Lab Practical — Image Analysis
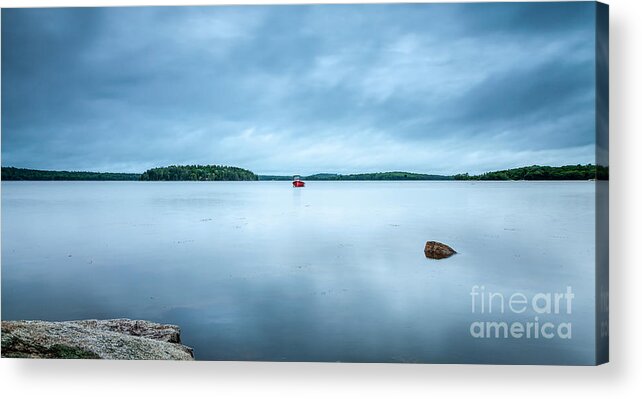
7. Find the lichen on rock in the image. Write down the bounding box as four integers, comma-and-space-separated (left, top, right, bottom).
1, 319, 194, 360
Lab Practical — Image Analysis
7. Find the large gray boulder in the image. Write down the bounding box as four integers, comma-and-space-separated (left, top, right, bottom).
1, 319, 194, 360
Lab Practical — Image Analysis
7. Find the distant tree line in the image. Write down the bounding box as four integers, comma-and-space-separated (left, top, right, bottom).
140, 165, 258, 181
2, 164, 609, 182
453, 164, 609, 181
1, 167, 140, 181
259, 172, 452, 181
306, 172, 452, 180
258, 175, 294, 181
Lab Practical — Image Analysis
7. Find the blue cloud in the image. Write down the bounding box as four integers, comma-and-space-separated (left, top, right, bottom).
1, 3, 599, 175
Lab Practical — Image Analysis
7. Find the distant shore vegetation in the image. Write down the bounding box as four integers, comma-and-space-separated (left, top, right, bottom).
2, 164, 608, 181
140, 165, 258, 181
1, 167, 140, 181
453, 164, 608, 181
259, 172, 452, 181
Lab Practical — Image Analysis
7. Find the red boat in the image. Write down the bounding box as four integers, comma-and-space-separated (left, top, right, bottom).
292, 175, 305, 187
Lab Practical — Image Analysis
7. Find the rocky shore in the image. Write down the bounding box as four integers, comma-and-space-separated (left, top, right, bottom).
1, 319, 194, 360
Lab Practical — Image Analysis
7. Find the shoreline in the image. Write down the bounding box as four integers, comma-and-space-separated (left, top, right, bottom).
1, 319, 194, 360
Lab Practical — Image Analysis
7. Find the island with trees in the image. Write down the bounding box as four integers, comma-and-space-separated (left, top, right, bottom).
139, 165, 258, 181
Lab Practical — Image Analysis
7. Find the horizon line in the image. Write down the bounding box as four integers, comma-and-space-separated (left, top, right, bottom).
1, 163, 603, 177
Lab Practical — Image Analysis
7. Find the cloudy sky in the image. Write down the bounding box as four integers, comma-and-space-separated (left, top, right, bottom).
1, 3, 598, 175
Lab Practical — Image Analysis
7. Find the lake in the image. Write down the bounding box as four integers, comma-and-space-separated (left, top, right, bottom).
1, 181, 597, 364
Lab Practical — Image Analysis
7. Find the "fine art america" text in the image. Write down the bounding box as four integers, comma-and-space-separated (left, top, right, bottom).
469, 285, 574, 339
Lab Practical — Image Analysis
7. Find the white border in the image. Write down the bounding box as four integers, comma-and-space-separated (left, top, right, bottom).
2, 0, 641, 398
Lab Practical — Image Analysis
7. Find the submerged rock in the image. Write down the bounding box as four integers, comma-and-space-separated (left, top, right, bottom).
424, 241, 457, 259
1, 319, 194, 360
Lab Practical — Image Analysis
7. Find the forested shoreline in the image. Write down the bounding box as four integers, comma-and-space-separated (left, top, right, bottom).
2, 164, 608, 181
259, 172, 452, 181
1, 167, 140, 181
453, 164, 608, 181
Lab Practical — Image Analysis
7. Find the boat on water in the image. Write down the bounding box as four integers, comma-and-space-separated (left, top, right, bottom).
292, 175, 305, 187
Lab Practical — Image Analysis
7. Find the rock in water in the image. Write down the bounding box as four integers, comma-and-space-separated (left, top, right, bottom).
1, 319, 194, 360
424, 241, 456, 259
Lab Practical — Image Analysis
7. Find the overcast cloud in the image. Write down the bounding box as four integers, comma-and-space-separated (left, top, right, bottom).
1, 3, 598, 175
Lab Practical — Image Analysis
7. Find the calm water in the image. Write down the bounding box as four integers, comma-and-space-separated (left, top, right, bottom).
1, 181, 597, 364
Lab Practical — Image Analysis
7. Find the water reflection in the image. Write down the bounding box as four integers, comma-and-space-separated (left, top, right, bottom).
2, 181, 596, 363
